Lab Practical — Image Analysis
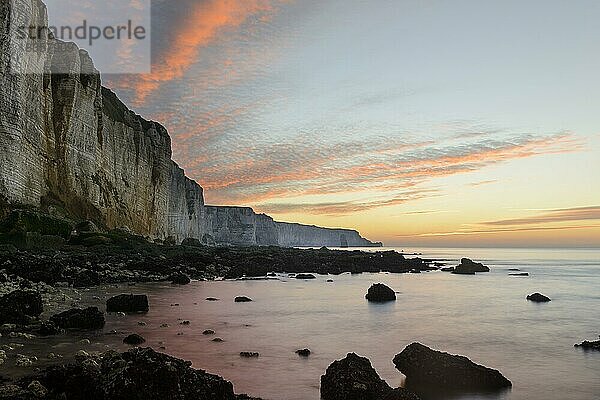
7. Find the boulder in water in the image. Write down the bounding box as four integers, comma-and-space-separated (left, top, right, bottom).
527, 293, 551, 302
365, 283, 396, 302
123, 334, 146, 346
321, 353, 420, 400
452, 258, 490, 275
393, 343, 512, 391
574, 337, 600, 350
296, 349, 311, 357
50, 307, 105, 330
170, 273, 191, 285
107, 294, 149, 313
234, 296, 253, 303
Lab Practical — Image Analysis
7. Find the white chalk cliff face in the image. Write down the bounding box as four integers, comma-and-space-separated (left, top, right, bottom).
0, 0, 381, 247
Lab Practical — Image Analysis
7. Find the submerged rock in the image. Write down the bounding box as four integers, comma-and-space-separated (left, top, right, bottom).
365, 283, 396, 302
106, 294, 149, 313
509, 272, 529, 276
50, 307, 105, 330
393, 343, 511, 391
451, 258, 490, 275
0, 290, 43, 325
321, 353, 419, 400
234, 296, 253, 303
527, 293, 551, 302
239, 352, 259, 358
123, 334, 146, 346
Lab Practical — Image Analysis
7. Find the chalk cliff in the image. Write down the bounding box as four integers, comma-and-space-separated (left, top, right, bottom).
0, 0, 381, 247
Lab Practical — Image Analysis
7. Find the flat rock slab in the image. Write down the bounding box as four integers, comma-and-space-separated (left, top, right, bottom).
393, 343, 511, 392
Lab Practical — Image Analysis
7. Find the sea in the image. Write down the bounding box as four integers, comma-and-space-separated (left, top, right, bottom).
3, 247, 600, 399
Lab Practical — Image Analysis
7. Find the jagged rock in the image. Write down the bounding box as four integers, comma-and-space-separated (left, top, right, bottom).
239, 352, 259, 358
202, 330, 215, 335
50, 307, 105, 330
123, 334, 146, 346
106, 294, 149, 313
527, 293, 551, 302
0, 290, 43, 325
170, 273, 191, 285
295, 273, 316, 280
38, 320, 61, 336
451, 258, 490, 275
10, 347, 259, 399
574, 337, 600, 350
295, 349, 311, 357
393, 343, 512, 391
321, 353, 419, 400
365, 283, 396, 302
234, 296, 253, 303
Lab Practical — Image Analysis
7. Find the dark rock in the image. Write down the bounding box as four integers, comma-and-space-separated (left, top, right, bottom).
75, 220, 99, 233
266, 272, 277, 277
181, 238, 202, 247
295, 273, 316, 279
39, 320, 61, 336
574, 337, 600, 350
527, 293, 551, 302
508, 268, 520, 271
509, 272, 529, 276
24, 347, 259, 399
206, 297, 220, 301
123, 334, 146, 345
239, 352, 259, 358
234, 296, 253, 303
452, 258, 490, 275
365, 283, 396, 302
50, 307, 105, 330
212, 337, 224, 342
202, 329, 215, 335
0, 290, 43, 325
393, 343, 511, 391
72, 269, 101, 287
326, 279, 334, 282
441, 267, 454, 272
321, 353, 420, 400
170, 273, 191, 285
107, 294, 149, 313
296, 349, 311, 357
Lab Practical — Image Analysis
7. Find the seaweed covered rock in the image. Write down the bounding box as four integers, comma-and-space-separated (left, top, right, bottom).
452, 258, 490, 275
321, 353, 419, 400
365, 283, 396, 302
393, 343, 511, 391
0, 290, 43, 325
15, 347, 259, 400
107, 294, 149, 313
50, 307, 105, 330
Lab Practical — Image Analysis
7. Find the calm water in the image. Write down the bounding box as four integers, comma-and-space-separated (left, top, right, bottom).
3, 247, 600, 399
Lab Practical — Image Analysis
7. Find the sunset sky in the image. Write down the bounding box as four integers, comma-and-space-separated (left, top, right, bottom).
54, 0, 600, 247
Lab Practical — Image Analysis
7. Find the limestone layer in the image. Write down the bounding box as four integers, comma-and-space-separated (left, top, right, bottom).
0, 0, 381, 247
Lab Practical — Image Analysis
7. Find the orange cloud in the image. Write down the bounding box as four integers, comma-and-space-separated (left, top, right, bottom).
120, 0, 279, 104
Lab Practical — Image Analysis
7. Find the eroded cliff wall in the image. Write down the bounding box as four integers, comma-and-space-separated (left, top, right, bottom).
0, 0, 204, 242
